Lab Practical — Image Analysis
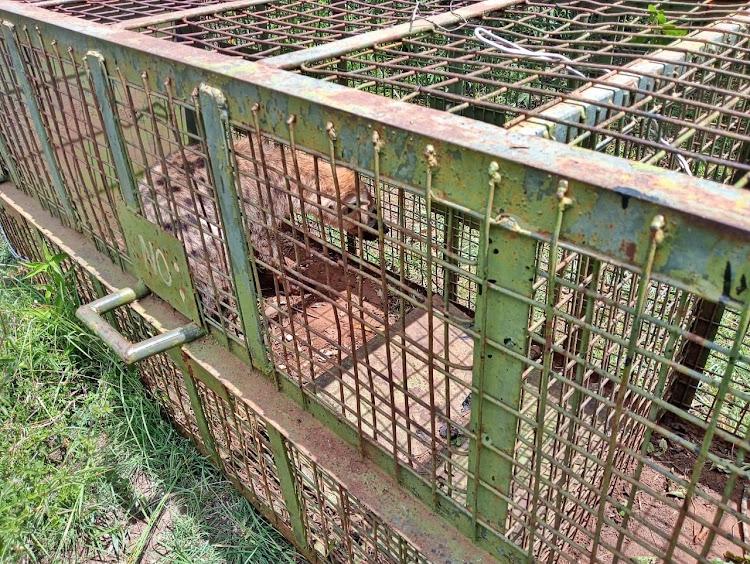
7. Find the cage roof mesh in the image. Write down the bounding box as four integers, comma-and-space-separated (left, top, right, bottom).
18, 0, 750, 186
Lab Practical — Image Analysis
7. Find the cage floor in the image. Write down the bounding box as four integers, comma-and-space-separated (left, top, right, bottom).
579, 418, 743, 562
266, 264, 473, 471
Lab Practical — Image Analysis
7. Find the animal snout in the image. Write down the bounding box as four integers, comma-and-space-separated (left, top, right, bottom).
362, 215, 388, 241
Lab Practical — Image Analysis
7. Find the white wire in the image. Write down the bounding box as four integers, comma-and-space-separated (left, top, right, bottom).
473, 28, 694, 177
473, 27, 589, 80
660, 136, 693, 176
0, 221, 22, 261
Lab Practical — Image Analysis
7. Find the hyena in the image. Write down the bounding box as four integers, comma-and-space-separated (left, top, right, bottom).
137, 135, 381, 316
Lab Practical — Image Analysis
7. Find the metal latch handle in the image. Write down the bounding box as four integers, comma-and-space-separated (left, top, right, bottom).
76, 282, 203, 364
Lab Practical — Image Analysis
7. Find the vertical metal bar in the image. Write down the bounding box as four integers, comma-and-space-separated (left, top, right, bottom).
552, 257, 600, 536
168, 349, 219, 464
84, 51, 141, 213
467, 161, 538, 537
0, 21, 75, 223
613, 291, 690, 562
527, 180, 572, 556
197, 84, 271, 374
372, 131, 399, 481
590, 214, 666, 563
266, 426, 311, 553
424, 145, 438, 506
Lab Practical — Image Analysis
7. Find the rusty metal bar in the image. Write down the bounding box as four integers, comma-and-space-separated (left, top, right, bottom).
198, 84, 272, 374
31, 0, 80, 7
113, 0, 273, 30
84, 51, 141, 212
262, 0, 523, 69
0, 178, 497, 563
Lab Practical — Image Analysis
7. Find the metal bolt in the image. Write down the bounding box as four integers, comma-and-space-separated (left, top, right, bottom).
424, 144, 438, 168
557, 179, 573, 209
326, 121, 336, 141
651, 214, 666, 245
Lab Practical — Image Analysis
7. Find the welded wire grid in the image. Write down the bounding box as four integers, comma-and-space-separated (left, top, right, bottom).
102, 70, 246, 342
135, 0, 469, 61
0, 205, 40, 261
287, 445, 429, 562
39, 0, 214, 25
496, 216, 750, 562
10, 30, 130, 266
227, 118, 480, 508
193, 378, 292, 524
299, 0, 750, 187
0, 36, 76, 226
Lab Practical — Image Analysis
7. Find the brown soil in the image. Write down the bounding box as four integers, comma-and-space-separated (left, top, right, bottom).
592, 416, 748, 563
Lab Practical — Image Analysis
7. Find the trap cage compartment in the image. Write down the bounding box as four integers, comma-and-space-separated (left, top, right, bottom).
0, 0, 750, 562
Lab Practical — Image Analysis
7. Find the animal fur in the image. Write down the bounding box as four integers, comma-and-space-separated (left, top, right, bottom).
137, 134, 379, 318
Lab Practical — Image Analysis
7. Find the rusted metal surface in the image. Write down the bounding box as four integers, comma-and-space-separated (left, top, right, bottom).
261, 0, 523, 69
114, 0, 273, 29
36, 0, 216, 24
2, 1, 750, 562
133, 0, 484, 63
0, 1, 748, 302
0, 178, 500, 563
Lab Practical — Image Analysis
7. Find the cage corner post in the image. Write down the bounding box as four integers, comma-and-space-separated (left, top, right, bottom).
467, 161, 536, 562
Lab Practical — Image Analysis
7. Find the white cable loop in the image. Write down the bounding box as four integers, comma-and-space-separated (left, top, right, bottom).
473, 27, 589, 79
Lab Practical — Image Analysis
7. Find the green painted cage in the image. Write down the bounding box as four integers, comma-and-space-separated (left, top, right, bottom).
0, 1, 749, 561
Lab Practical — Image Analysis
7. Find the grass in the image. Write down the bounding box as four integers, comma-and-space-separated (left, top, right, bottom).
0, 240, 299, 563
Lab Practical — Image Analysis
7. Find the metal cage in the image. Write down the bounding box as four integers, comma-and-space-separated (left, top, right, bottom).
0, 0, 749, 562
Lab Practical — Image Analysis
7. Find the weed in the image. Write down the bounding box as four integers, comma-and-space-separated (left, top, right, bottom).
0, 240, 298, 563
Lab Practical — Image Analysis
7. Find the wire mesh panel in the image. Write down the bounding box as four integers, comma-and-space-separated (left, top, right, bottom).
2, 1, 750, 562
96, 69, 247, 342
298, 0, 750, 186
288, 445, 429, 562
193, 378, 293, 524
510, 235, 750, 562
225, 117, 481, 509
135, 0, 470, 61
41, 0, 214, 25
0, 35, 72, 223
5, 28, 129, 265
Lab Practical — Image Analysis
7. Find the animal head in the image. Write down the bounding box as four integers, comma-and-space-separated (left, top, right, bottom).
319, 181, 384, 242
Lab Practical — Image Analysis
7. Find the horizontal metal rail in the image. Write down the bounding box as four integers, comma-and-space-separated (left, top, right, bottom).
0, 178, 499, 563
262, 0, 523, 69
113, 0, 274, 30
